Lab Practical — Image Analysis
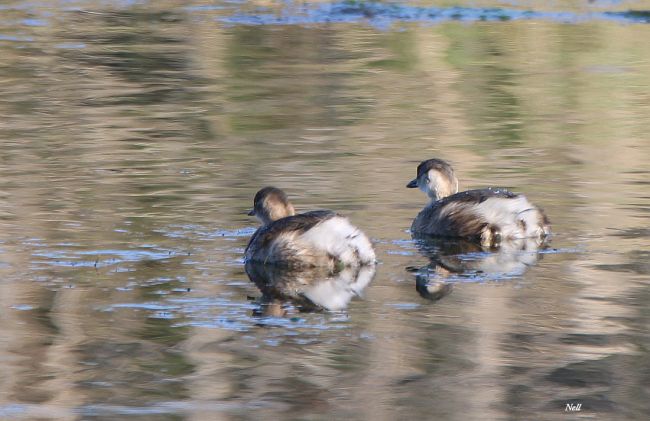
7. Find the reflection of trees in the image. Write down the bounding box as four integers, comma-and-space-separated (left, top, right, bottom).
224, 25, 373, 131
0, 263, 196, 415
443, 24, 525, 147
0, 7, 204, 415
0, 2, 649, 418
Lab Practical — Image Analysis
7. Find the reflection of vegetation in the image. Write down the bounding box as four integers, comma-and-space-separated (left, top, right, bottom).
137, 317, 190, 347
611, 10, 650, 22
140, 350, 195, 378
443, 24, 523, 147
223, 25, 372, 131
134, 318, 194, 400
1, 3, 650, 418
69, 11, 190, 83
32, 289, 61, 339
367, 30, 418, 71
594, 250, 650, 275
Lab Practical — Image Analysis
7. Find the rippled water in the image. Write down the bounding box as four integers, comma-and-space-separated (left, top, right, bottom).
1, 0, 649, 419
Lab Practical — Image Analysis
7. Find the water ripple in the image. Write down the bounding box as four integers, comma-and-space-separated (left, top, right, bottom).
31, 246, 177, 268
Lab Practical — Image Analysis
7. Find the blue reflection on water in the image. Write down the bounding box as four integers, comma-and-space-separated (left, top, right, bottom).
220, 1, 650, 29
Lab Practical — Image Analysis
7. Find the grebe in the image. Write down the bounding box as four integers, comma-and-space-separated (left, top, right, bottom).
245, 187, 375, 269
407, 158, 550, 246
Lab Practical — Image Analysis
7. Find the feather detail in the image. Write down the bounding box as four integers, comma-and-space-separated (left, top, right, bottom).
246, 212, 375, 269
411, 188, 550, 245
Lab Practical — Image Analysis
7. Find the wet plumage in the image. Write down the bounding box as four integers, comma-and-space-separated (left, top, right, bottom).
245, 187, 375, 269
407, 159, 550, 246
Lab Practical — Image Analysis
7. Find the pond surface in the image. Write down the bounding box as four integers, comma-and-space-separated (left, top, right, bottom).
1, 0, 649, 419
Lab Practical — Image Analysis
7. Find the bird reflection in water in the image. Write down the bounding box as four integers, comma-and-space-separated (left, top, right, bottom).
245, 261, 376, 317
412, 236, 548, 301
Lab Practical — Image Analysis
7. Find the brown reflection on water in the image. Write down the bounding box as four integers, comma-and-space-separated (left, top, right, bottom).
0, 1, 649, 419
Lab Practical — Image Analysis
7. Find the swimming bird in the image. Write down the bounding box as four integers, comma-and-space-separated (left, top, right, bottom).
245, 187, 375, 269
406, 158, 550, 246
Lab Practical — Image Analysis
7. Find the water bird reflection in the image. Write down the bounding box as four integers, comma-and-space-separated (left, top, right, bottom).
245, 261, 376, 316
412, 237, 546, 300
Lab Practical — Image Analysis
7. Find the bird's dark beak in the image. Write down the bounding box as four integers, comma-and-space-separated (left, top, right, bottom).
406, 179, 418, 188
247, 209, 255, 216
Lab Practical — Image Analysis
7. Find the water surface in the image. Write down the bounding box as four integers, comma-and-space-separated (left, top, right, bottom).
0, 0, 649, 419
